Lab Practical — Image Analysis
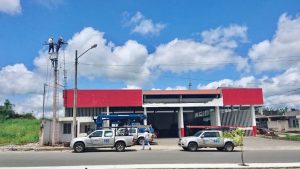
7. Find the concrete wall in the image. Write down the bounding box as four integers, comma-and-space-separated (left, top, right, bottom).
268, 120, 289, 131
40, 119, 60, 145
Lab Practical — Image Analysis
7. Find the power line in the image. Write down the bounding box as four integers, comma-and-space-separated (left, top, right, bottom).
267, 88, 300, 97
78, 57, 300, 67
76, 63, 300, 86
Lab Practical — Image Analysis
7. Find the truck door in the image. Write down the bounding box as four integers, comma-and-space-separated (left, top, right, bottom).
202, 132, 222, 147
103, 130, 114, 147
89, 131, 103, 146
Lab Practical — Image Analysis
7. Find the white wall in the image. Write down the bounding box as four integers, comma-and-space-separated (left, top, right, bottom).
40, 119, 60, 145
268, 120, 289, 131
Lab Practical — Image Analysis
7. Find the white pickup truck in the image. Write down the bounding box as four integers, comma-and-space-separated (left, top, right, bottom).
70, 129, 135, 153
178, 130, 237, 152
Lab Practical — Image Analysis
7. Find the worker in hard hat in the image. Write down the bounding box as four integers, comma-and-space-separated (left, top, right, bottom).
48, 37, 54, 53
56, 36, 66, 53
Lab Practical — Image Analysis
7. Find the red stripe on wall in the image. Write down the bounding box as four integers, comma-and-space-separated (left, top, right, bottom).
64, 89, 143, 108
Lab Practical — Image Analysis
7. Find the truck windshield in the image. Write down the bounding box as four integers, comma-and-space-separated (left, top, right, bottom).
193, 131, 203, 137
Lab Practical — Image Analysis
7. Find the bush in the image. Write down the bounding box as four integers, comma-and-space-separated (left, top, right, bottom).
222, 128, 244, 146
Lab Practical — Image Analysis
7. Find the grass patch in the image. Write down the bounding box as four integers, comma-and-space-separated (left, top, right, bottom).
0, 118, 40, 145
285, 134, 300, 140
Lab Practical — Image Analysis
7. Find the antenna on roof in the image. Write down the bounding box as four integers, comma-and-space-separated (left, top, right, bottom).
188, 80, 192, 90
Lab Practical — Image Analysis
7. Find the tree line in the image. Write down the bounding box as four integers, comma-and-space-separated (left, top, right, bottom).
0, 99, 35, 120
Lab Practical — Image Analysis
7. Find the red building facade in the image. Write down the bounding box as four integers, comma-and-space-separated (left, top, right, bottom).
62, 88, 263, 138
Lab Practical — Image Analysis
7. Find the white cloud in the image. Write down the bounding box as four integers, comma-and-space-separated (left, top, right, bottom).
249, 13, 300, 72
125, 11, 166, 36
146, 24, 249, 73
197, 76, 256, 89
14, 92, 64, 118
0, 63, 59, 117
264, 95, 300, 108
123, 85, 141, 89
259, 67, 300, 97
147, 38, 248, 73
36, 26, 249, 88
55, 27, 152, 86
0, 0, 21, 15
197, 67, 300, 109
201, 24, 248, 48
166, 86, 188, 90
0, 64, 43, 95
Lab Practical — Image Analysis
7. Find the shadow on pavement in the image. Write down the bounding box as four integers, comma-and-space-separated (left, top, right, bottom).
72, 148, 137, 153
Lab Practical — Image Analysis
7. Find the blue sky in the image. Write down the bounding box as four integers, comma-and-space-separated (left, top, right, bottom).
1, 0, 300, 116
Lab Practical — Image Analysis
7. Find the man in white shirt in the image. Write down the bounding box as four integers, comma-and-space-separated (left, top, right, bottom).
48, 37, 54, 53
142, 129, 151, 150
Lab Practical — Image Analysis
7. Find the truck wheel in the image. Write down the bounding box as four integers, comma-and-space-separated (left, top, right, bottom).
224, 142, 234, 152
73, 142, 85, 153
187, 142, 198, 152
137, 137, 144, 145
115, 142, 125, 152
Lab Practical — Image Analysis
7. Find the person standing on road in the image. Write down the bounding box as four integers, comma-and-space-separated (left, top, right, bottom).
142, 128, 151, 150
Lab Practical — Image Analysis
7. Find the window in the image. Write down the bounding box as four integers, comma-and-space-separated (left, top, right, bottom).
104, 131, 113, 137
90, 131, 102, 137
63, 123, 71, 134
203, 132, 219, 138
84, 124, 91, 133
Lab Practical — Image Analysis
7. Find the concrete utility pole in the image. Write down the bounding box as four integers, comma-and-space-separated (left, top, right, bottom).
72, 44, 97, 139
73, 50, 78, 139
52, 52, 58, 145
45, 36, 67, 145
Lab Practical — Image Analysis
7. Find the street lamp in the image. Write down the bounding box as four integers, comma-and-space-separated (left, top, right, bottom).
72, 44, 97, 139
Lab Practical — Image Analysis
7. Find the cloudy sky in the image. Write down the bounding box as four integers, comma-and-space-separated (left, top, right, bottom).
1, 0, 300, 117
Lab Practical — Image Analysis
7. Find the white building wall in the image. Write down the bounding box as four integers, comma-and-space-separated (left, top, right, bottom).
40, 119, 60, 145
58, 117, 94, 142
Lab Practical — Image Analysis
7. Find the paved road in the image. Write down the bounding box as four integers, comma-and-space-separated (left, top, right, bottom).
0, 149, 299, 167
1, 137, 300, 168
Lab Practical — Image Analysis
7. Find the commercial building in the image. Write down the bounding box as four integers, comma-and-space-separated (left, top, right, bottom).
55, 87, 263, 143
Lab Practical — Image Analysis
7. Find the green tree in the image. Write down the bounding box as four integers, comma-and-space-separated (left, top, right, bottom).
223, 128, 247, 166
0, 99, 15, 119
